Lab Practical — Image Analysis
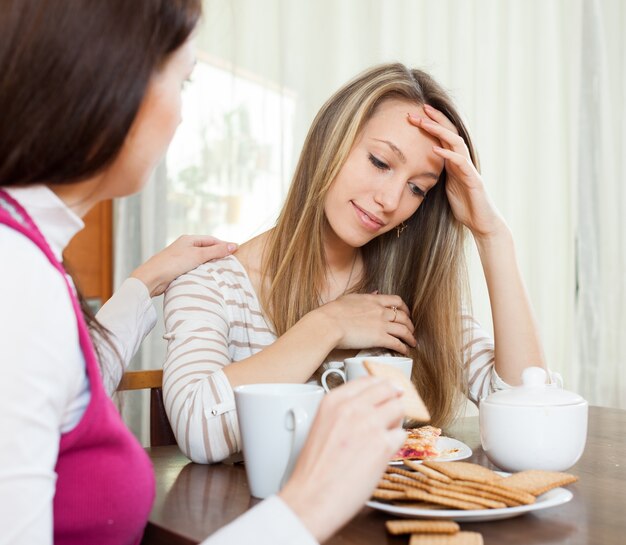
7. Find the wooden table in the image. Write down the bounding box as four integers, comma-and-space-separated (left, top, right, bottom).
142, 406, 626, 545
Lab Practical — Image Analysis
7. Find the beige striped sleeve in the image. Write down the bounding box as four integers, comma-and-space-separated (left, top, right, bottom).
162, 268, 241, 464
461, 314, 511, 404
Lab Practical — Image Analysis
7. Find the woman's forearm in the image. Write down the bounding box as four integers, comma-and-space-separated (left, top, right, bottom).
223, 310, 343, 387
94, 278, 157, 395
474, 222, 546, 385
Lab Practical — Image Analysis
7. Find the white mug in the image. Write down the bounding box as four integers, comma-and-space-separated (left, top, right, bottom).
321, 356, 413, 393
233, 383, 324, 498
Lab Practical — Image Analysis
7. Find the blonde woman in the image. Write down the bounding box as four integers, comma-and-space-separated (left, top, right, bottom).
163, 63, 547, 464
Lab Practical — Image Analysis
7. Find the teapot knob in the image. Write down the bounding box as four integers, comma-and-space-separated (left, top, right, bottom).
521, 366, 548, 387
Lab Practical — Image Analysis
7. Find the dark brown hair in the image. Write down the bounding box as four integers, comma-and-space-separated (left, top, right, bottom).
0, 0, 201, 187
0, 0, 201, 363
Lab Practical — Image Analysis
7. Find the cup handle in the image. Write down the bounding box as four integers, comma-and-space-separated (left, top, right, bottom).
280, 406, 308, 490
321, 368, 346, 392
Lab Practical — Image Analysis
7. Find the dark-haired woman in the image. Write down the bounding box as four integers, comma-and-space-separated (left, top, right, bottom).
0, 1, 405, 544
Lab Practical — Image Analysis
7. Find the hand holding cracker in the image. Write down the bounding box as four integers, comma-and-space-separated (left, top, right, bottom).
364, 359, 431, 421
279, 377, 406, 543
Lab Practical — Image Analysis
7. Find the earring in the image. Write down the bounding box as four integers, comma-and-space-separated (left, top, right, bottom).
396, 222, 407, 238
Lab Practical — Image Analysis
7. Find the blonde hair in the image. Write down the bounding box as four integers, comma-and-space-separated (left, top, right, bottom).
260, 63, 478, 426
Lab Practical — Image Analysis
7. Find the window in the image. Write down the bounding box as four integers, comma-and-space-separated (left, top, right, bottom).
165, 58, 296, 243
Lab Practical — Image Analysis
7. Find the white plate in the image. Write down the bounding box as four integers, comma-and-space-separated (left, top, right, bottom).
389, 437, 472, 466
367, 473, 574, 522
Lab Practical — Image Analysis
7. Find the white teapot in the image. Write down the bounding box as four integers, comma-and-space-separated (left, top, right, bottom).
479, 366, 588, 472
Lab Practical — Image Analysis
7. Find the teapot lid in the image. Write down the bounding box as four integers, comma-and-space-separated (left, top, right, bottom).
482, 367, 585, 407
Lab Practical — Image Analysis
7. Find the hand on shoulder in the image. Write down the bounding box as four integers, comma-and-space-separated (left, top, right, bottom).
131, 235, 237, 297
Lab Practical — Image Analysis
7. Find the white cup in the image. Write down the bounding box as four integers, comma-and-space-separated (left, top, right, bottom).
321, 356, 413, 392
234, 383, 324, 498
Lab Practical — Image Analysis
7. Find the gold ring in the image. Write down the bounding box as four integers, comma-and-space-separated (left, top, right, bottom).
391, 306, 397, 322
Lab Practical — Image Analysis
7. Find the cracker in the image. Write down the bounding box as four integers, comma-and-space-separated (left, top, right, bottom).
409, 531, 483, 545
405, 461, 453, 483
388, 466, 429, 482
377, 479, 410, 492
386, 519, 460, 535
386, 474, 431, 492
422, 461, 502, 483
403, 488, 486, 510
499, 470, 579, 496
422, 486, 507, 509
388, 464, 528, 507
434, 481, 523, 507
388, 476, 507, 509
454, 480, 535, 505
372, 488, 407, 500
363, 359, 430, 421
392, 501, 448, 510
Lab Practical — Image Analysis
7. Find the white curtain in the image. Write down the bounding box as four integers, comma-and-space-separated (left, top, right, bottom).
576, 0, 626, 408
114, 0, 626, 443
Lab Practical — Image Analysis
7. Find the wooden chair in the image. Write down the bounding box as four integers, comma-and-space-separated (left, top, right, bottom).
118, 369, 177, 447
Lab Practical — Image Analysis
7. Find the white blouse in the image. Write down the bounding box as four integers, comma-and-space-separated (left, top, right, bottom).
0, 185, 316, 545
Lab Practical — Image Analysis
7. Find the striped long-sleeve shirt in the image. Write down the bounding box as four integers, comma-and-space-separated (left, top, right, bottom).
163, 255, 505, 464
